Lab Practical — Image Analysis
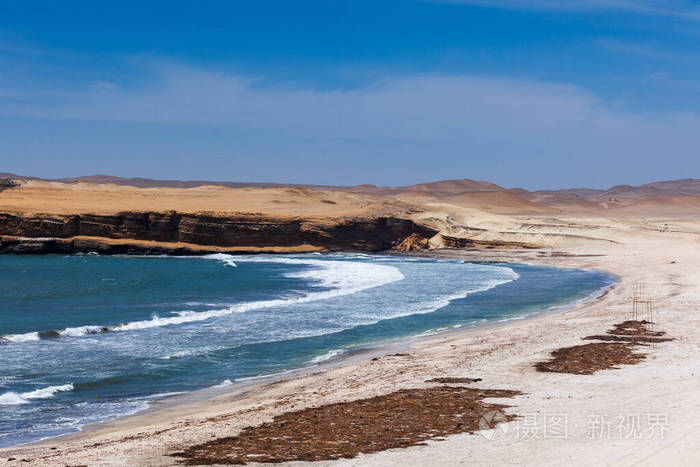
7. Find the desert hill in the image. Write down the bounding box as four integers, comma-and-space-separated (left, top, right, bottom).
4, 172, 699, 201
2, 173, 700, 218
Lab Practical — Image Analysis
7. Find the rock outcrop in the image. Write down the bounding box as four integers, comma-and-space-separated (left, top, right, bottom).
440, 234, 540, 249
0, 211, 438, 255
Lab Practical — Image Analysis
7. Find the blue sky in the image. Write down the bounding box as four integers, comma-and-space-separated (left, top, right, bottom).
2, 0, 700, 189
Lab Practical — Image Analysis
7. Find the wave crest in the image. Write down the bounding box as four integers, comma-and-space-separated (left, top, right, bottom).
2, 332, 40, 343
1, 256, 405, 343
0, 383, 74, 406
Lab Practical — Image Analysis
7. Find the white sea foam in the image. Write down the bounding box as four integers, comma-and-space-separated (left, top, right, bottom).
157, 348, 211, 360
213, 379, 233, 388
21, 384, 74, 399
2, 332, 40, 343
233, 368, 297, 383
0, 392, 28, 405
58, 326, 104, 337
1, 256, 405, 342
0, 257, 518, 344
1, 327, 106, 342
111, 258, 404, 330
204, 253, 237, 267
0, 383, 74, 406
375, 266, 519, 322
309, 349, 345, 364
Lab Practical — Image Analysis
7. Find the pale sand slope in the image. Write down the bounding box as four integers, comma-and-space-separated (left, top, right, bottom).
0, 180, 410, 217
2, 212, 700, 466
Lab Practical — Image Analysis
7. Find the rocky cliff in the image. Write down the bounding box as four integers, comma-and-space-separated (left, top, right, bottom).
440, 234, 539, 249
0, 211, 438, 255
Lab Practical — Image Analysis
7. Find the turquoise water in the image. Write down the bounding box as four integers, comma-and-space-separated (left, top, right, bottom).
0, 253, 613, 447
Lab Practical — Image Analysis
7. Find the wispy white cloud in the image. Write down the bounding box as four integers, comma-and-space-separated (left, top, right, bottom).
1, 61, 699, 185
434, 0, 700, 19
0, 63, 608, 138
596, 38, 700, 63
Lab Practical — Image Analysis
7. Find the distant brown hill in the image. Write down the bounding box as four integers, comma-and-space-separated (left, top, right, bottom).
439, 190, 551, 213
57, 175, 306, 190
611, 195, 700, 215
3, 173, 700, 206
0, 173, 39, 180
601, 179, 700, 198
342, 179, 505, 197
391, 179, 503, 194
0, 174, 505, 197
532, 179, 700, 202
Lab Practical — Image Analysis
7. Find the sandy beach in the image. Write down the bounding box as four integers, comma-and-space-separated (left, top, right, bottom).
5, 2, 700, 464
2, 192, 699, 466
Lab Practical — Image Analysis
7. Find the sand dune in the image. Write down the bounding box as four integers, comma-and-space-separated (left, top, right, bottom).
4, 173, 700, 213
609, 195, 700, 216
602, 178, 700, 198
437, 190, 551, 213
0, 178, 610, 223
531, 178, 700, 203
389, 179, 504, 194
0, 180, 411, 217
0, 173, 503, 196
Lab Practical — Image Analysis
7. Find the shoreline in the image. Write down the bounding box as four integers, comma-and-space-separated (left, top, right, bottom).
3, 219, 700, 466
5, 253, 614, 451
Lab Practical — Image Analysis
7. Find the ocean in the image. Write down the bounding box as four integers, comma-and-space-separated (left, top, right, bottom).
0, 253, 613, 447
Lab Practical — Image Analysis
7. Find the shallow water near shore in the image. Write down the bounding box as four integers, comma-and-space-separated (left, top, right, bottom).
0, 253, 613, 447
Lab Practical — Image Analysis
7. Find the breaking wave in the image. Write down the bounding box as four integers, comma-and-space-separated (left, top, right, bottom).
2, 332, 40, 343
0, 384, 74, 406
1, 256, 405, 343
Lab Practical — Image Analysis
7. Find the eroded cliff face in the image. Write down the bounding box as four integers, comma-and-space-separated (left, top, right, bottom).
0, 211, 438, 254
440, 234, 539, 249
